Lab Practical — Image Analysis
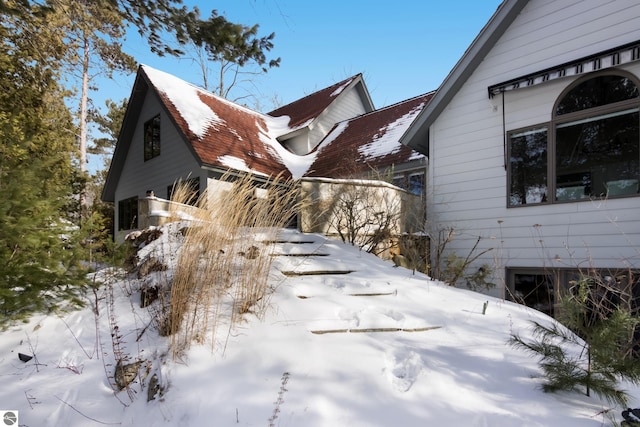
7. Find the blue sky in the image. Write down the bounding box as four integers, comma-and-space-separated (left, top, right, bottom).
107, 1, 503, 110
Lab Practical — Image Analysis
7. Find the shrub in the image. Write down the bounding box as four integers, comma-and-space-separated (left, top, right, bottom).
510, 273, 640, 407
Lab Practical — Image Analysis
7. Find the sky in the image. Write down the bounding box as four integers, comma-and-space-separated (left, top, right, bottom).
2, 222, 638, 426
104, 1, 504, 111
90, 1, 503, 172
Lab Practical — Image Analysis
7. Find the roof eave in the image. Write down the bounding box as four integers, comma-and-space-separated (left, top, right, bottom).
400, 0, 529, 154
355, 75, 375, 112
101, 67, 148, 202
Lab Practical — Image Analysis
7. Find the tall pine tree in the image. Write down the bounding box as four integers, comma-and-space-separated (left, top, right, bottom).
0, 3, 86, 325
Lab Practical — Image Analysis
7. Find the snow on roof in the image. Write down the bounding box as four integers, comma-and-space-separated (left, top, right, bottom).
257, 116, 318, 179
304, 93, 434, 178
142, 65, 223, 139
358, 99, 428, 161
140, 65, 429, 180
142, 65, 296, 178
217, 155, 267, 177
330, 77, 354, 97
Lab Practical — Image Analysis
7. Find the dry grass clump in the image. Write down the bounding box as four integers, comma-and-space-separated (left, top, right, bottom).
167, 171, 301, 357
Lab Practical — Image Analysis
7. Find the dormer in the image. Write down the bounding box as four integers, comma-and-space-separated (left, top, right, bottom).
268, 74, 374, 155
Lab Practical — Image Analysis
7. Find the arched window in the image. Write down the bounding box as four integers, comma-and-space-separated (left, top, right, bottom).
508, 73, 640, 206
554, 74, 639, 201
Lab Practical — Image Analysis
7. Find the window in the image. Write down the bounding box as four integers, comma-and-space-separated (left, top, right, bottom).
507, 269, 556, 316
508, 73, 640, 207
167, 177, 200, 205
508, 127, 548, 205
118, 196, 138, 231
507, 267, 640, 318
393, 171, 425, 196
144, 114, 161, 161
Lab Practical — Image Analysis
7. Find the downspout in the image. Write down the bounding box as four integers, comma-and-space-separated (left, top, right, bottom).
502, 91, 507, 170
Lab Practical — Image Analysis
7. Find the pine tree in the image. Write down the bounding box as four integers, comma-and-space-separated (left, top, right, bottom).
510, 273, 640, 407
0, 4, 87, 325
186, 11, 281, 100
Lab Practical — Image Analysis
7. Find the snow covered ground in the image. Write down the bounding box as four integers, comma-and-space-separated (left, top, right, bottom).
1, 224, 638, 426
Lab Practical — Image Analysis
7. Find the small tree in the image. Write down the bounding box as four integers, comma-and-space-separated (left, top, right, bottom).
510, 272, 640, 407
433, 228, 495, 291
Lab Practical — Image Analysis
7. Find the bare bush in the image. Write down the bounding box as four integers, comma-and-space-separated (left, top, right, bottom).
323, 180, 405, 256
432, 227, 495, 290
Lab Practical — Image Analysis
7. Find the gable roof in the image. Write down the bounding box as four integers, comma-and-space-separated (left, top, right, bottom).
143, 66, 297, 177
268, 74, 374, 131
103, 65, 307, 201
304, 92, 434, 178
400, 0, 528, 154
103, 65, 430, 202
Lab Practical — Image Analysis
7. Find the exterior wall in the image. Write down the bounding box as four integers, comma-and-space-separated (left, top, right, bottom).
299, 178, 424, 241
280, 129, 310, 155
113, 90, 203, 241
205, 177, 235, 207
138, 196, 200, 227
308, 88, 369, 152
279, 88, 369, 155
428, 0, 640, 297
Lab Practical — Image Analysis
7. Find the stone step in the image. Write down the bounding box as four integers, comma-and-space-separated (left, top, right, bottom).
281, 270, 354, 276
296, 290, 397, 299
310, 326, 441, 335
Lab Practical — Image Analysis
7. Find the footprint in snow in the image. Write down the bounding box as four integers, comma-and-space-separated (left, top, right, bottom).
384, 349, 423, 392
337, 307, 360, 327
380, 308, 405, 322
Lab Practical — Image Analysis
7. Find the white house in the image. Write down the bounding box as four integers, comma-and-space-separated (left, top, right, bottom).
402, 0, 640, 315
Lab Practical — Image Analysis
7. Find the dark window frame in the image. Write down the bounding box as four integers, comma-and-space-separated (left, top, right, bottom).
393, 170, 426, 197
118, 196, 138, 231
144, 114, 161, 161
506, 267, 640, 318
507, 71, 640, 207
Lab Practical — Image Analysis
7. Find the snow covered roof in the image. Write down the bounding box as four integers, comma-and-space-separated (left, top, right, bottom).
304, 92, 434, 177
267, 74, 374, 131
142, 66, 295, 178
142, 65, 429, 180
102, 65, 431, 201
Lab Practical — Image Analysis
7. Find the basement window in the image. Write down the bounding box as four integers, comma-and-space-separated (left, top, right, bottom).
506, 267, 640, 318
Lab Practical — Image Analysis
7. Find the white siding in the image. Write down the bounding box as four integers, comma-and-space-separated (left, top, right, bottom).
308, 88, 369, 151
281, 130, 310, 155
429, 0, 640, 296
114, 91, 203, 235
279, 86, 369, 155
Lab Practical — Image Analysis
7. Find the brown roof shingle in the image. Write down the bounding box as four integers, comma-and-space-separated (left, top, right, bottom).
140, 65, 431, 181
267, 74, 364, 128
304, 92, 434, 178
144, 66, 292, 178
